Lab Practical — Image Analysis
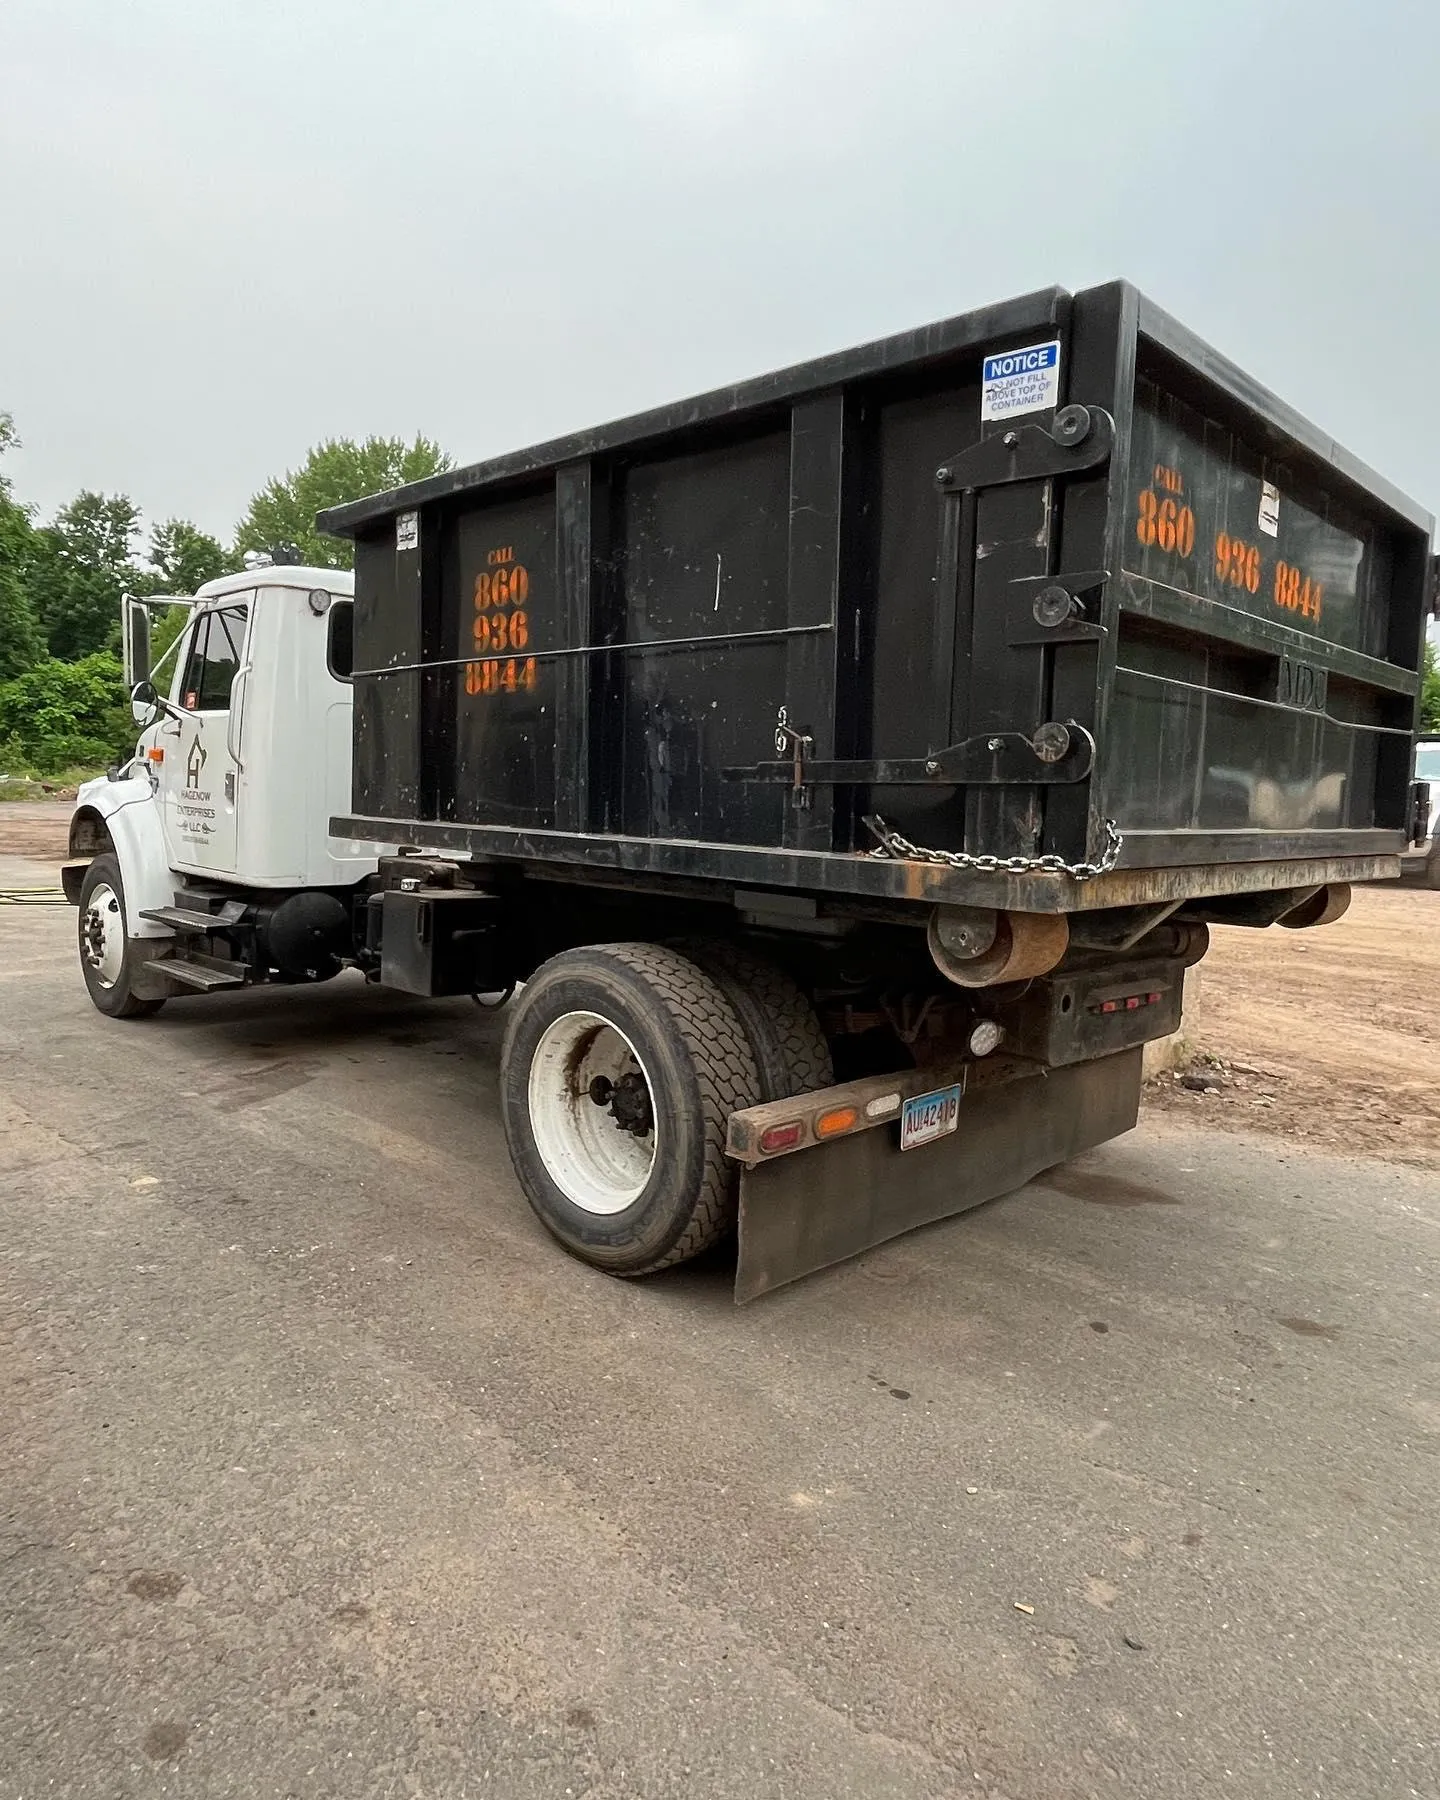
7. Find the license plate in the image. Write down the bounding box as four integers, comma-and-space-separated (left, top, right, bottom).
900, 1084, 963, 1151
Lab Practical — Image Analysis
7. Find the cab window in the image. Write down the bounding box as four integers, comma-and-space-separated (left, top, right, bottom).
327, 600, 354, 681
180, 605, 248, 711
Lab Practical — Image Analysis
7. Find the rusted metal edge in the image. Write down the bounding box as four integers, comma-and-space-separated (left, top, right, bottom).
332, 814, 1399, 915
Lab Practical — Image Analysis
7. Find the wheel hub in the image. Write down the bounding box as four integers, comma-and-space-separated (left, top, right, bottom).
528, 1010, 659, 1215
587, 1071, 655, 1138
80, 883, 125, 988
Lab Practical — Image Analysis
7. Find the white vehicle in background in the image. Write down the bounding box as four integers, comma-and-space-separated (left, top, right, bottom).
1413, 736, 1440, 887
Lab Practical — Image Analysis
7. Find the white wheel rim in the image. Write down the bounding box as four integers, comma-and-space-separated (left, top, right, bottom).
81, 882, 125, 988
528, 1010, 658, 1215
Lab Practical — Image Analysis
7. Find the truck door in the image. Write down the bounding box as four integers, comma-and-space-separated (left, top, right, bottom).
158, 601, 249, 874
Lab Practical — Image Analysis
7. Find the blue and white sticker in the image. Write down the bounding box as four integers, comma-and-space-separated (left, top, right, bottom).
981, 339, 1062, 422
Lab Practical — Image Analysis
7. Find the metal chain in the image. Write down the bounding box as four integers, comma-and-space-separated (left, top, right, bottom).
863, 814, 1124, 882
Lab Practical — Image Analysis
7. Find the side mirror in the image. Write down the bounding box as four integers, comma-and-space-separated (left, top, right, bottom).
131, 678, 160, 726
123, 596, 152, 689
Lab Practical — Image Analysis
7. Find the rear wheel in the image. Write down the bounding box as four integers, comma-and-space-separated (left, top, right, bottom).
501, 943, 760, 1275
676, 939, 832, 1101
77, 854, 164, 1019
1427, 841, 1440, 891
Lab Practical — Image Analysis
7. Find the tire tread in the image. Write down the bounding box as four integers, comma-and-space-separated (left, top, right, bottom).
592, 943, 757, 1272
677, 939, 832, 1101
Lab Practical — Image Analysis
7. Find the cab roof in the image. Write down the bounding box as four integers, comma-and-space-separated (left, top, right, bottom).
195, 566, 354, 601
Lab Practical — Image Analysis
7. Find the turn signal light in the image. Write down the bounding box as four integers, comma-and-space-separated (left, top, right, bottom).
815, 1105, 859, 1139
147, 747, 164, 763
759, 1122, 804, 1154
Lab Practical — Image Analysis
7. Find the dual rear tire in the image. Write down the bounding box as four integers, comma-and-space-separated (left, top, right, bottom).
500, 941, 830, 1276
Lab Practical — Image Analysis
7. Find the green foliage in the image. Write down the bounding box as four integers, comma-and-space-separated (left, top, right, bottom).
1422, 638, 1440, 734
233, 434, 451, 571
30, 490, 145, 661
0, 413, 45, 681
130, 518, 224, 689
0, 418, 449, 756
148, 604, 192, 676
0, 519, 44, 681
0, 652, 134, 774
148, 518, 230, 595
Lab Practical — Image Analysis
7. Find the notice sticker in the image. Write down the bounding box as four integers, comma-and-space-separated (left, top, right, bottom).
1258, 481, 1281, 538
981, 339, 1062, 422
396, 510, 419, 552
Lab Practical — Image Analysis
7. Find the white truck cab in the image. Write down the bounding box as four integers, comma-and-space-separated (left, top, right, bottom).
66, 567, 388, 1015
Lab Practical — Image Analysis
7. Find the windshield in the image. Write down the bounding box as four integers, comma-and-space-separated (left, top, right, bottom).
1417, 745, 1440, 782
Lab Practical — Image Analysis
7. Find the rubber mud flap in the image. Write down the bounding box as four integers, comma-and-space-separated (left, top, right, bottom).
733, 1048, 1144, 1301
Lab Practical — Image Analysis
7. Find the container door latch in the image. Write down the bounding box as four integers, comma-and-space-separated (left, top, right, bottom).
724, 720, 1096, 793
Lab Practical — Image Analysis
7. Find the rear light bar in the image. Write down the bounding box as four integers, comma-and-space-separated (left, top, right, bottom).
727, 1061, 971, 1167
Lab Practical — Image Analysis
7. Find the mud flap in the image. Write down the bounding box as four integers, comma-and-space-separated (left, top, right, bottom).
733, 1047, 1143, 1302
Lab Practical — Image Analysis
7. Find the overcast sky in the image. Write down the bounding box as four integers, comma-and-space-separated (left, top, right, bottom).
2, 0, 1438, 544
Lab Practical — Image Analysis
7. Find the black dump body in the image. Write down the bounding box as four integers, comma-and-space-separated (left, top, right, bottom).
323, 281, 1433, 913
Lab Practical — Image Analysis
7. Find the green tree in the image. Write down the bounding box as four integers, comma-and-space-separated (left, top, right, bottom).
1422, 637, 1440, 734
0, 651, 133, 773
148, 604, 193, 677
0, 413, 45, 681
233, 434, 450, 571
31, 489, 144, 660
147, 518, 230, 595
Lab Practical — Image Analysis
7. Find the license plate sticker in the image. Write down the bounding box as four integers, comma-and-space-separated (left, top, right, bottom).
900, 1084, 963, 1151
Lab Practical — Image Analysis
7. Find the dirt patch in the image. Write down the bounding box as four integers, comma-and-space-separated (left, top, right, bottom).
0, 801, 72, 862
1147, 884, 1440, 1168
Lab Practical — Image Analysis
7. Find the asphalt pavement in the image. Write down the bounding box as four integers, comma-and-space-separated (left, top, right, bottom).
3, 870, 1437, 1799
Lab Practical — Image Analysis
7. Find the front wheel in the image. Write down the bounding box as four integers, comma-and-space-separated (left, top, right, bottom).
77, 854, 164, 1019
500, 943, 759, 1275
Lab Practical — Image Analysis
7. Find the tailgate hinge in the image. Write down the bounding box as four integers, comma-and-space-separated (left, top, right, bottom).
934, 404, 1114, 496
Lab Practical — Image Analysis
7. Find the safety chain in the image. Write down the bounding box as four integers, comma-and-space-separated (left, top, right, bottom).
863, 815, 1124, 882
